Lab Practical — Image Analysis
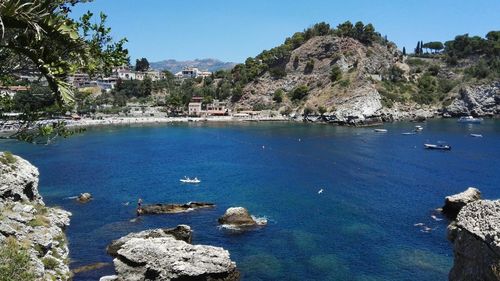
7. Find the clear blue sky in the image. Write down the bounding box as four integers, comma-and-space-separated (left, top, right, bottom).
72, 0, 500, 63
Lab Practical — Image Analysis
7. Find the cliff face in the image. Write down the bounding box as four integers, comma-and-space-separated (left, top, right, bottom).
0, 152, 72, 281
445, 82, 500, 117
448, 200, 500, 281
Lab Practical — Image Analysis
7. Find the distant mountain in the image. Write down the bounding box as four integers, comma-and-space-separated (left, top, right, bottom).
150, 58, 237, 73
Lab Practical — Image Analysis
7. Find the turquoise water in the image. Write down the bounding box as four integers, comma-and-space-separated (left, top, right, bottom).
1, 120, 500, 280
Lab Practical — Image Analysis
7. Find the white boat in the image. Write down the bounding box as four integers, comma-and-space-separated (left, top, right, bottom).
424, 144, 451, 150
374, 129, 388, 133
414, 125, 423, 132
180, 177, 201, 184
402, 132, 416, 135
458, 116, 483, 124
470, 134, 483, 138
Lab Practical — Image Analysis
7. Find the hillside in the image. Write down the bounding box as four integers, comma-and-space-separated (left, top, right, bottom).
150, 58, 236, 73
226, 23, 499, 125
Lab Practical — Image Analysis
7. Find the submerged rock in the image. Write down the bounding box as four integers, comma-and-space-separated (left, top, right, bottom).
442, 187, 481, 219
77, 192, 93, 203
107, 225, 192, 256
105, 226, 239, 281
448, 200, 500, 281
218, 207, 267, 228
138, 201, 214, 215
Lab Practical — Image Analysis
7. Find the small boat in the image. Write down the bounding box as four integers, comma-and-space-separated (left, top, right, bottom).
458, 116, 483, 124
414, 125, 423, 132
470, 134, 483, 138
374, 129, 388, 133
424, 144, 451, 150
180, 177, 201, 184
401, 132, 416, 135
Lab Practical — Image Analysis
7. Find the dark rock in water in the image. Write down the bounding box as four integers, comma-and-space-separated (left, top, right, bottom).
138, 201, 214, 215
107, 225, 192, 257
103, 225, 239, 281
72, 262, 110, 274
442, 187, 481, 219
448, 200, 500, 281
77, 192, 92, 203
218, 207, 267, 228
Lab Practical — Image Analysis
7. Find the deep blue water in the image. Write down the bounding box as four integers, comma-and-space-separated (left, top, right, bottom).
1, 120, 500, 281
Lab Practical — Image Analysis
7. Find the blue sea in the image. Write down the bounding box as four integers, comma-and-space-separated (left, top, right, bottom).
1, 119, 500, 281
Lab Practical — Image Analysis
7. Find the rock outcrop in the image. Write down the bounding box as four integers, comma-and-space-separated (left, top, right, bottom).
0, 152, 72, 280
445, 82, 500, 117
103, 225, 239, 281
77, 192, 92, 203
442, 187, 481, 219
137, 201, 215, 215
448, 200, 500, 281
218, 207, 267, 229
106, 225, 192, 256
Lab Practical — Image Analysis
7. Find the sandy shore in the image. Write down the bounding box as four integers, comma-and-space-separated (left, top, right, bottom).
0, 115, 290, 134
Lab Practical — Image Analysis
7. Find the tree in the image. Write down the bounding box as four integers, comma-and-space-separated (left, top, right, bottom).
415, 41, 421, 55
402, 47, 406, 56
318, 106, 327, 116
423, 42, 444, 53
135, 58, 150, 72
0, 1, 128, 105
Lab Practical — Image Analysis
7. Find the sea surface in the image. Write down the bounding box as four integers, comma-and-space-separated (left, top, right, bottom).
1, 119, 500, 281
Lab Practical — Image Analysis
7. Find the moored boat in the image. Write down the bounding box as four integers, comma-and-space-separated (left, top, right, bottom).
374, 129, 388, 133
424, 144, 451, 150
458, 116, 483, 124
180, 177, 201, 184
470, 134, 483, 138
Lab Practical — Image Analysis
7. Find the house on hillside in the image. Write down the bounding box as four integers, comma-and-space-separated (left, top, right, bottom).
188, 97, 203, 117
175, 67, 212, 79
0, 86, 30, 98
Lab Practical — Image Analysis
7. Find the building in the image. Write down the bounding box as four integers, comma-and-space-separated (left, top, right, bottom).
188, 97, 203, 117
0, 86, 30, 98
206, 99, 228, 116
175, 67, 212, 79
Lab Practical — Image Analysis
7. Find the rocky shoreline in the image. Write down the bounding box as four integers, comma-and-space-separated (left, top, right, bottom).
0, 152, 72, 280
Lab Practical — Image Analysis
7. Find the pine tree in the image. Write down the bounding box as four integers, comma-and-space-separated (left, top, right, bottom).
403, 47, 406, 56
415, 42, 421, 55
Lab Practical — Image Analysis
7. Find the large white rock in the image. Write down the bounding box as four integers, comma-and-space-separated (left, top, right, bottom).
0, 152, 42, 204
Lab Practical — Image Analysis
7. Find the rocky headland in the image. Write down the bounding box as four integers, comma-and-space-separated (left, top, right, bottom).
0, 152, 72, 280
137, 201, 215, 215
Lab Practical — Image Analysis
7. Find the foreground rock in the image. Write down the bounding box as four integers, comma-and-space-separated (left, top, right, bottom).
103, 225, 239, 281
218, 207, 267, 228
448, 200, 500, 281
0, 152, 72, 280
442, 187, 481, 219
138, 201, 215, 215
106, 225, 192, 256
77, 192, 93, 203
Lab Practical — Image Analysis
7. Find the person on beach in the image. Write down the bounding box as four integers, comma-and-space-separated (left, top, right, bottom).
136, 198, 143, 216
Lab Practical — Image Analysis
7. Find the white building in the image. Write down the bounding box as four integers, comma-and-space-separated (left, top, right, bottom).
188, 97, 203, 116
175, 67, 212, 79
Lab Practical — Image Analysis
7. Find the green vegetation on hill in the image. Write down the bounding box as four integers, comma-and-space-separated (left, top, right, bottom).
0, 237, 36, 281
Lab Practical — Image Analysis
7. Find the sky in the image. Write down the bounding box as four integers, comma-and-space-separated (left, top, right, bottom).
71, 0, 500, 63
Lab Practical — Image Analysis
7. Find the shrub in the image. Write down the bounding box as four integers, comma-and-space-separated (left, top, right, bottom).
28, 215, 50, 228
303, 106, 315, 116
0, 237, 36, 281
290, 85, 309, 101
0, 151, 16, 166
293, 56, 299, 69
339, 79, 351, 87
427, 64, 441, 76
273, 89, 284, 103
304, 59, 315, 74
330, 66, 342, 82
465, 60, 490, 79
42, 257, 58, 270
269, 67, 287, 79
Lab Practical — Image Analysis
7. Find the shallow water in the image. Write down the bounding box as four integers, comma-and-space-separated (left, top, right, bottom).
1, 119, 499, 280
